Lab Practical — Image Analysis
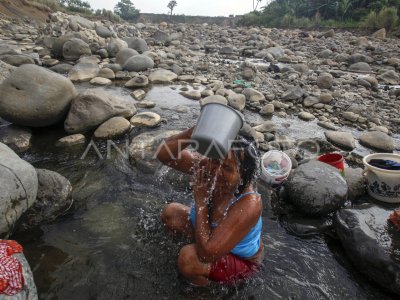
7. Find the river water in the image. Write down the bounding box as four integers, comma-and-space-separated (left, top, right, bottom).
10, 84, 399, 299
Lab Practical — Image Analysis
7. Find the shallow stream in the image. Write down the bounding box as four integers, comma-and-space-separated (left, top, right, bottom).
9, 84, 400, 299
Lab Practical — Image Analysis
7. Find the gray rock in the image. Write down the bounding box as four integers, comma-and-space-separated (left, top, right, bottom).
266, 47, 285, 59
325, 131, 356, 150
349, 62, 372, 73
303, 96, 319, 107
227, 93, 246, 111
151, 30, 170, 45
1, 54, 35, 66
94, 117, 131, 139
103, 63, 123, 73
180, 90, 202, 100
318, 49, 332, 58
52, 33, 83, 58
68, 62, 100, 82
377, 70, 400, 85
298, 111, 315, 121
0, 143, 37, 237
126, 37, 148, 53
131, 89, 146, 100
137, 100, 156, 108
18, 169, 73, 231
63, 38, 91, 61
129, 130, 180, 173
130, 112, 161, 127
286, 160, 348, 217
0, 65, 76, 127
343, 111, 359, 122
282, 86, 305, 101
125, 75, 149, 88
0, 125, 32, 152
0, 60, 16, 83
49, 63, 73, 74
69, 15, 95, 30
260, 103, 274, 115
372, 28, 386, 39
345, 168, 366, 200
107, 38, 128, 57
243, 88, 265, 104
64, 89, 137, 133
98, 68, 115, 79
148, 69, 177, 83
123, 55, 154, 72
90, 77, 112, 86
0, 44, 20, 57
115, 48, 139, 66
334, 204, 400, 295
359, 131, 395, 152
317, 72, 334, 89
96, 25, 113, 38
253, 121, 276, 133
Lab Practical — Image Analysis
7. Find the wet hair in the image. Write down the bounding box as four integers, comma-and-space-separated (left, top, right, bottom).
230, 130, 261, 195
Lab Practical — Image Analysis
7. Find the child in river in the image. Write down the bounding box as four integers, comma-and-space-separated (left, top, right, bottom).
157, 127, 264, 286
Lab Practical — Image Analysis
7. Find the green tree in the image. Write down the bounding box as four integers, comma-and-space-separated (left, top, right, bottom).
114, 0, 140, 20
167, 1, 177, 15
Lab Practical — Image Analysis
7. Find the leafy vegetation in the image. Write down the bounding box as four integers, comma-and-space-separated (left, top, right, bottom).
114, 0, 140, 21
240, 0, 400, 31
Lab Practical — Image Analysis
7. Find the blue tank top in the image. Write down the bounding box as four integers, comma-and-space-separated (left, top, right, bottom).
189, 191, 262, 259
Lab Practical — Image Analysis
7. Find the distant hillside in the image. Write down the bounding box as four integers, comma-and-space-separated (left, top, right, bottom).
0, 0, 54, 22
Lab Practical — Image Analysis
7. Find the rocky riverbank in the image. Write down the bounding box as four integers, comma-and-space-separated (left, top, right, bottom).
0, 10, 399, 299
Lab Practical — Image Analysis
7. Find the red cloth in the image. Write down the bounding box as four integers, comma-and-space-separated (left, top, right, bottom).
0, 240, 25, 296
209, 253, 260, 285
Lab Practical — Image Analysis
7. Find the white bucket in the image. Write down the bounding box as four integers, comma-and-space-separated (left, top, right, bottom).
260, 150, 292, 186
363, 153, 400, 203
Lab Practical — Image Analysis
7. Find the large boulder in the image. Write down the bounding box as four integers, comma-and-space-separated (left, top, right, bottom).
52, 33, 83, 58
107, 38, 128, 57
68, 62, 100, 82
96, 25, 113, 38
150, 30, 170, 45
69, 15, 95, 30
64, 89, 137, 133
17, 169, 73, 231
359, 131, 395, 152
286, 160, 348, 216
324, 131, 356, 150
129, 130, 179, 173
0, 143, 37, 237
123, 55, 154, 72
148, 69, 177, 83
0, 65, 76, 127
334, 204, 400, 295
126, 37, 149, 53
62, 38, 91, 61
115, 48, 139, 66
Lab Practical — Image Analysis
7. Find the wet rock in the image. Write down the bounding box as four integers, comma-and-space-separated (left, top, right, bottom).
349, 62, 372, 73
282, 86, 305, 101
317, 73, 334, 89
0, 65, 76, 127
1, 54, 35, 67
130, 112, 161, 127
107, 38, 128, 57
148, 69, 177, 84
129, 130, 180, 173
345, 168, 366, 200
63, 38, 91, 61
126, 37, 149, 53
227, 93, 246, 111
94, 117, 131, 139
359, 131, 395, 152
318, 121, 337, 131
115, 48, 139, 66
68, 62, 100, 82
96, 25, 113, 38
377, 70, 400, 85
123, 55, 154, 72
286, 160, 348, 217
18, 169, 73, 231
90, 77, 112, 86
0, 60, 16, 83
200, 95, 228, 106
125, 75, 149, 88
334, 204, 400, 295
56, 134, 86, 147
0, 143, 37, 237
180, 90, 201, 100
0, 125, 32, 152
325, 131, 356, 150
131, 89, 146, 100
137, 100, 156, 108
298, 112, 315, 121
64, 89, 137, 133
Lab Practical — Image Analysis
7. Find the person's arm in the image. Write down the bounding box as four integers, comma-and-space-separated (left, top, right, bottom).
156, 127, 200, 174
193, 171, 262, 262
